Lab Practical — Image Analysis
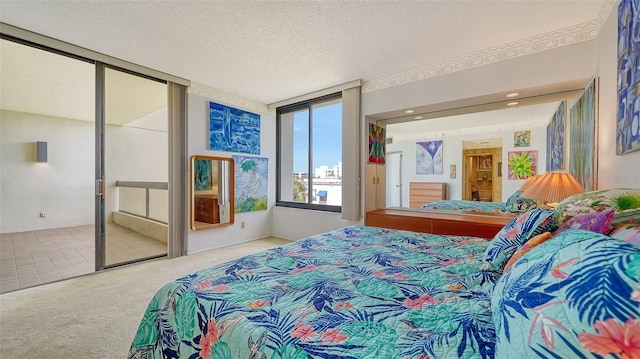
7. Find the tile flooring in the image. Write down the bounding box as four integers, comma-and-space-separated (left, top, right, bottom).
0, 223, 166, 294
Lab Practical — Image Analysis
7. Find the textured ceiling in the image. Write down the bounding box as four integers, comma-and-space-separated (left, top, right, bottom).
0, 0, 612, 105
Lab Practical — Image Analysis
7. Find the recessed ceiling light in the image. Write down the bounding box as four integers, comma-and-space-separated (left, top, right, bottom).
414, 116, 423, 120
506, 92, 520, 98
507, 101, 519, 106
405, 109, 415, 114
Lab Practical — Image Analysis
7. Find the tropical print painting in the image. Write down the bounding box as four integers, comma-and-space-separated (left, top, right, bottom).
546, 101, 566, 171
368, 123, 386, 164
513, 130, 530, 147
209, 102, 261, 154
127, 226, 499, 359
507, 150, 537, 180
492, 229, 640, 358
233, 155, 268, 213
416, 140, 443, 174
616, 0, 640, 155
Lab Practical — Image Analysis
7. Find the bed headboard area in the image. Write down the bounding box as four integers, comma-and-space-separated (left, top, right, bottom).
409, 182, 446, 208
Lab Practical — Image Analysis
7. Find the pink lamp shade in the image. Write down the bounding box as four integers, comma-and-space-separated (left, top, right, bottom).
520, 171, 585, 203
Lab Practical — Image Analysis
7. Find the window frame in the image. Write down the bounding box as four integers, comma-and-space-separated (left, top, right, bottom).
276, 92, 342, 213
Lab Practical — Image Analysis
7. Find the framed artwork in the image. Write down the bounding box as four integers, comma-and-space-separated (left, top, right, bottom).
616, 0, 640, 155
546, 101, 566, 171
233, 155, 268, 213
194, 159, 212, 191
416, 140, 443, 174
368, 123, 386, 164
570, 78, 598, 191
209, 101, 261, 154
513, 130, 531, 147
478, 155, 492, 170
450, 164, 456, 179
507, 150, 538, 180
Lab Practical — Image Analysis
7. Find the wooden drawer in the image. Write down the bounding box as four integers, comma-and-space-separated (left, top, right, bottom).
195, 195, 219, 224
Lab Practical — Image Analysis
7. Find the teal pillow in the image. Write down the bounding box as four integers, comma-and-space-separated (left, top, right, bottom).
491, 229, 640, 358
481, 208, 555, 272
505, 190, 539, 213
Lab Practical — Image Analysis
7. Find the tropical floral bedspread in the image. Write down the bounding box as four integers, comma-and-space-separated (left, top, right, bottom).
128, 226, 499, 359
422, 200, 510, 213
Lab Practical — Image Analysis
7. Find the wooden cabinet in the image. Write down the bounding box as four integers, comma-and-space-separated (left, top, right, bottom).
409, 182, 446, 208
194, 195, 220, 224
365, 208, 515, 239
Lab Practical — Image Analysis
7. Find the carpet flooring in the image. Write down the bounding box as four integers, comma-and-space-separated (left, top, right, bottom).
0, 236, 290, 359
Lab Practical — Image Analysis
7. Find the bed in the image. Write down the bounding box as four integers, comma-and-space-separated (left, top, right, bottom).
420, 190, 539, 214
127, 226, 499, 358
128, 189, 640, 359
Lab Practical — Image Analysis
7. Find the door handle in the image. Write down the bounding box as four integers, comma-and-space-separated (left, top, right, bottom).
96, 177, 105, 199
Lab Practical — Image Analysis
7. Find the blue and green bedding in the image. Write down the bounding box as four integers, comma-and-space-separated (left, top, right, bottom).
421, 190, 539, 214
127, 226, 498, 359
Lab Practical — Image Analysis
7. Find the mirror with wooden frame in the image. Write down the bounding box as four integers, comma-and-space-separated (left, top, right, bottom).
190, 155, 234, 230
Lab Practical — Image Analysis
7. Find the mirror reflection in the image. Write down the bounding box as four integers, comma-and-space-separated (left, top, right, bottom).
190, 155, 234, 230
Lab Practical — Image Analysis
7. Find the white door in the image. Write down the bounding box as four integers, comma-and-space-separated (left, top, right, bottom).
386, 152, 402, 207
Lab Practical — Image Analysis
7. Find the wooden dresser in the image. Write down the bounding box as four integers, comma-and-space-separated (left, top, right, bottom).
365, 208, 516, 239
194, 195, 220, 224
409, 182, 446, 208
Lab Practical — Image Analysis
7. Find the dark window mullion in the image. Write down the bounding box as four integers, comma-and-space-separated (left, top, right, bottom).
308, 104, 313, 204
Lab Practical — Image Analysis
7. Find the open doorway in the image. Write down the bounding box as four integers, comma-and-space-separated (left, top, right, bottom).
462, 139, 503, 202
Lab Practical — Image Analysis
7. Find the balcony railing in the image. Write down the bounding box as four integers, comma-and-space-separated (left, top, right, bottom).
115, 181, 168, 224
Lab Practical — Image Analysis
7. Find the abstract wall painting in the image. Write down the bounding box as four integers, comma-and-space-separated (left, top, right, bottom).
616, 0, 640, 155
507, 150, 538, 180
546, 101, 567, 171
233, 155, 268, 213
368, 123, 386, 164
513, 130, 531, 147
450, 164, 456, 179
209, 102, 261, 154
194, 159, 212, 191
416, 140, 443, 174
570, 78, 598, 191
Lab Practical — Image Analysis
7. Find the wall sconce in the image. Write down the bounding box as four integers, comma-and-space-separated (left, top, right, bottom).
36, 141, 47, 162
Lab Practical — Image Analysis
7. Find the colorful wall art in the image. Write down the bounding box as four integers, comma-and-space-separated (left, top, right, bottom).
546, 101, 566, 171
450, 164, 456, 179
416, 140, 443, 174
616, 0, 640, 155
233, 155, 268, 213
209, 102, 261, 154
570, 78, 598, 191
507, 150, 538, 180
194, 158, 212, 191
368, 123, 386, 164
513, 130, 531, 147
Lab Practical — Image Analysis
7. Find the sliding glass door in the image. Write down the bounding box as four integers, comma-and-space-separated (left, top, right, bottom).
97, 65, 168, 268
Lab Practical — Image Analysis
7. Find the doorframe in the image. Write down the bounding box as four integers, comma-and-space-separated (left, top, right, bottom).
386, 151, 403, 207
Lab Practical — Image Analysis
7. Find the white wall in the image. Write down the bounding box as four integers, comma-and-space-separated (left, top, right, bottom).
0, 109, 167, 234
386, 124, 548, 204
595, 3, 640, 188
186, 91, 277, 253
0, 110, 94, 233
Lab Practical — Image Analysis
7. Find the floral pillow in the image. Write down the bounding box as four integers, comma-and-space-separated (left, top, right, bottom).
553, 209, 615, 235
491, 229, 640, 358
609, 224, 640, 245
503, 232, 552, 272
481, 208, 555, 272
505, 190, 539, 213
612, 208, 640, 227
553, 188, 640, 227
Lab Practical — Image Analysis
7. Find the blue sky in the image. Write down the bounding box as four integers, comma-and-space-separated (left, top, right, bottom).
293, 102, 342, 173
